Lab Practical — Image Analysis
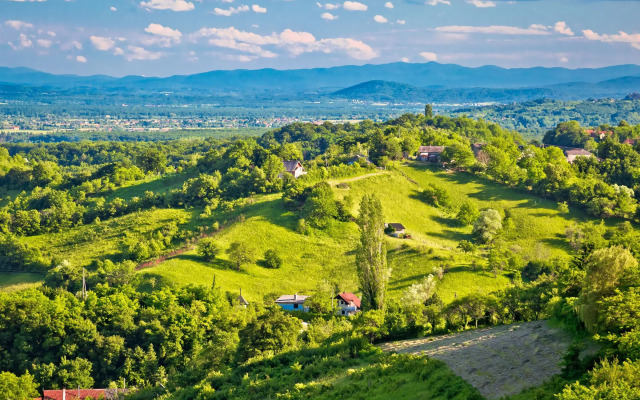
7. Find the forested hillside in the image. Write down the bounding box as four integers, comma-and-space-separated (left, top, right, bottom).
449, 98, 640, 137
1, 111, 640, 399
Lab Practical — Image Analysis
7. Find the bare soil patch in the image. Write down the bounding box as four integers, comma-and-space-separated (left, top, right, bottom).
379, 320, 573, 399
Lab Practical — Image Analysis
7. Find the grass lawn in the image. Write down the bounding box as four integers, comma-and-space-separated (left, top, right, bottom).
0, 272, 44, 292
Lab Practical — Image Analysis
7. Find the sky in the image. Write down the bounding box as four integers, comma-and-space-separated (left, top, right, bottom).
0, 0, 639, 77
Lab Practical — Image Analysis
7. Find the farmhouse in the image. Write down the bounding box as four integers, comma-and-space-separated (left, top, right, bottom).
385, 223, 406, 237
39, 388, 127, 400
563, 148, 595, 163
418, 146, 445, 163
334, 292, 361, 316
281, 160, 307, 179
275, 294, 309, 312
624, 138, 638, 146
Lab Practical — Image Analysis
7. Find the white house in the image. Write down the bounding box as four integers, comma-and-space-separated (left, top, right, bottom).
334, 292, 361, 316
563, 148, 595, 164
282, 160, 307, 179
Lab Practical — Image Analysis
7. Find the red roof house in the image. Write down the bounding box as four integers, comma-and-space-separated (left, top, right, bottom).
335, 292, 361, 316
39, 389, 127, 400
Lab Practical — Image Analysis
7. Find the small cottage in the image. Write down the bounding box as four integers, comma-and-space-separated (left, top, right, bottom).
275, 294, 309, 312
385, 223, 406, 237
418, 146, 445, 163
281, 160, 307, 179
334, 292, 361, 316
564, 148, 594, 164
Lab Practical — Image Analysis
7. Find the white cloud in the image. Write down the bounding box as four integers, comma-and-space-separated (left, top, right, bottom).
419, 51, 437, 61
436, 24, 550, 35
46, 31, 56, 37
19, 33, 33, 48
252, 4, 266, 13
126, 45, 164, 61
90, 36, 116, 51
76, 55, 87, 63
193, 26, 378, 60
374, 15, 388, 23
426, 0, 450, 5
140, 0, 194, 11
583, 29, 640, 50
318, 2, 340, 9
397, 19, 405, 25
213, 5, 249, 15
5, 20, 34, 30
110, 6, 117, 11
401, 57, 409, 62
36, 38, 52, 48
384, 1, 393, 8
321, 12, 337, 20
559, 56, 568, 63
467, 0, 495, 8
343, 1, 367, 11
144, 23, 182, 47
554, 21, 574, 36
145, 23, 182, 39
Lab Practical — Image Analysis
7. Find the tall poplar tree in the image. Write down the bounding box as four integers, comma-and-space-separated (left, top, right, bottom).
355, 194, 390, 310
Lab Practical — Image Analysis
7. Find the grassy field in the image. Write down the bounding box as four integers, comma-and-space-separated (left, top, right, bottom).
137, 165, 589, 303
0, 272, 44, 292
16, 165, 596, 304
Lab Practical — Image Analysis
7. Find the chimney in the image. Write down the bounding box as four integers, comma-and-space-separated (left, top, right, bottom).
293, 293, 298, 300
62, 388, 66, 400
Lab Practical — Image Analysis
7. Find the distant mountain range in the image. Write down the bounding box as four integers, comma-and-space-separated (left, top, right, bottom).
330, 76, 640, 103
1, 62, 640, 103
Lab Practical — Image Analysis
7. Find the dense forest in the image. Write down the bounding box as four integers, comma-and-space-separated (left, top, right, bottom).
449, 97, 640, 136
2, 110, 640, 399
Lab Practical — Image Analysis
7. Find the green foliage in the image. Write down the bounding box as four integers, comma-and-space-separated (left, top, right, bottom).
235, 307, 301, 362
226, 241, 255, 271
456, 201, 479, 226
457, 240, 477, 254
557, 359, 640, 400
263, 249, 283, 269
356, 194, 389, 311
198, 237, 221, 262
472, 209, 503, 243
302, 182, 338, 228
421, 183, 452, 209
579, 245, 638, 332
0, 372, 39, 399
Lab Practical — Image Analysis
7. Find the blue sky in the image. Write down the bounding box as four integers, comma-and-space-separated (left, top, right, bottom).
1, 0, 639, 76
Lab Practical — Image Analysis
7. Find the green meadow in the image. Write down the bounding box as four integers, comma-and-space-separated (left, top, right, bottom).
16, 163, 595, 304
0, 272, 43, 293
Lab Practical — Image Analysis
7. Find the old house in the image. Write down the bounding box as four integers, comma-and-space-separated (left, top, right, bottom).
281, 160, 307, 179
624, 138, 638, 146
334, 292, 361, 316
418, 146, 445, 163
385, 223, 406, 237
275, 294, 309, 312
564, 148, 595, 163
